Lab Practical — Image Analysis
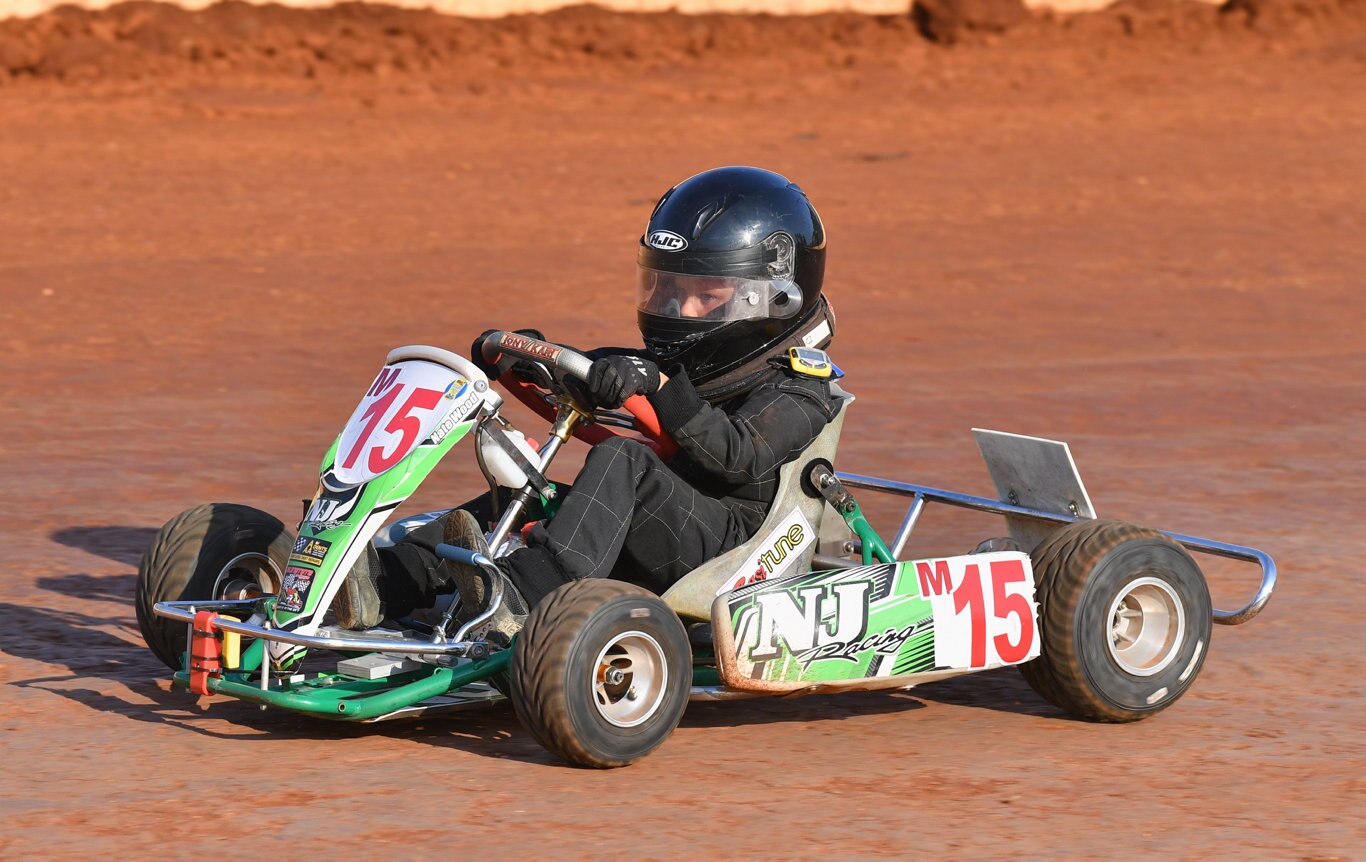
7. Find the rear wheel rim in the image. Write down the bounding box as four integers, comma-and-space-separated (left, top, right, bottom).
592, 630, 668, 728
1106, 576, 1186, 677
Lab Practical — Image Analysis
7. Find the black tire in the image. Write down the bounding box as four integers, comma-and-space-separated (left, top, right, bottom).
135, 503, 294, 670
1021, 519, 1212, 722
510, 580, 691, 768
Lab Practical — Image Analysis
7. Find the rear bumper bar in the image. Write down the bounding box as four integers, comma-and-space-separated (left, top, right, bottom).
838, 472, 1277, 626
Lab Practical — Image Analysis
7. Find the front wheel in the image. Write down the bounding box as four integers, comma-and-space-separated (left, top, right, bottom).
1021, 519, 1212, 722
510, 580, 691, 768
135, 503, 294, 670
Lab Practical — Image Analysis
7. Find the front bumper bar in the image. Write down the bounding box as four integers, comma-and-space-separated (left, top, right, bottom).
153, 597, 494, 657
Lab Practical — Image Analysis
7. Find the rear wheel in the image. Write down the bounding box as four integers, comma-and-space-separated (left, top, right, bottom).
135, 503, 294, 670
510, 580, 690, 768
1021, 519, 1212, 721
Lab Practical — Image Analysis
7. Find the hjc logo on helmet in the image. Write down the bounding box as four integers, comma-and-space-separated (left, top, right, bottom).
646, 230, 688, 251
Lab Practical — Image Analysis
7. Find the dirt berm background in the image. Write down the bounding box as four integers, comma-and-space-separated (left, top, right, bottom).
0, 0, 1360, 79
1, 0, 1363, 856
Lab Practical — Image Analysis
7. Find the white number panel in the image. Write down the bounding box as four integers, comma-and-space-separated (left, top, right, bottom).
333, 360, 481, 485
912, 551, 1041, 670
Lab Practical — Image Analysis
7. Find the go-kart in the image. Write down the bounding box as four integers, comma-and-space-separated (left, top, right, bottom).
138, 332, 1278, 768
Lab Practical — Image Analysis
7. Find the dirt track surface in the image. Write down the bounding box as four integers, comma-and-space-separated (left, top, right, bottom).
2, 6, 1364, 856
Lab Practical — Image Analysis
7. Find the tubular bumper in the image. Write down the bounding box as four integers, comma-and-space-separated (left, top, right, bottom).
153, 598, 496, 656
170, 651, 510, 720
837, 472, 1278, 626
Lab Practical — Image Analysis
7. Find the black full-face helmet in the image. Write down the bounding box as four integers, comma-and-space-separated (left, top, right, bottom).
637, 166, 832, 396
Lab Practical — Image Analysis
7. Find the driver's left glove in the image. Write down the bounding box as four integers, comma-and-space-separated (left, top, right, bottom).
587, 355, 661, 409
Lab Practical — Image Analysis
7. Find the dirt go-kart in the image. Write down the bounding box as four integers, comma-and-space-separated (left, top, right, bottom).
137, 332, 1278, 768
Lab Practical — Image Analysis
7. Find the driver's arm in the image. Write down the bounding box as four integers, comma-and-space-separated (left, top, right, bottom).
647, 368, 841, 485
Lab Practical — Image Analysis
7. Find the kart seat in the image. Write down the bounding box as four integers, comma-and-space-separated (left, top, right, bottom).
660, 388, 853, 622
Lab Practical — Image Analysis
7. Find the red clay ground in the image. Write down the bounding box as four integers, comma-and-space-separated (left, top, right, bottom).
1, 4, 1363, 856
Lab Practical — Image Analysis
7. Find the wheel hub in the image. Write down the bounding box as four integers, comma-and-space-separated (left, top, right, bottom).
1106, 576, 1186, 677
211, 552, 282, 610
592, 631, 668, 728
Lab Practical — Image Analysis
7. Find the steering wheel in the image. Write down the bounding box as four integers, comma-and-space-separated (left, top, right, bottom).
480, 331, 678, 459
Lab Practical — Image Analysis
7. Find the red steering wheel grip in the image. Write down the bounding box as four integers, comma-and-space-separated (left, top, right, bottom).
500, 374, 678, 459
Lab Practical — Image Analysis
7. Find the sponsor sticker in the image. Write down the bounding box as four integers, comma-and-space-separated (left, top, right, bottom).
429, 382, 483, 445
647, 229, 688, 251
304, 518, 348, 535
443, 377, 470, 401
801, 318, 832, 348
277, 564, 316, 614
718, 508, 815, 595
743, 574, 935, 670
501, 333, 563, 364
304, 484, 361, 535
289, 536, 331, 568
724, 563, 938, 684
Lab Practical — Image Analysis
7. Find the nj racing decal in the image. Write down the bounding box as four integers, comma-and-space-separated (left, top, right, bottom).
303, 482, 361, 535
745, 576, 932, 669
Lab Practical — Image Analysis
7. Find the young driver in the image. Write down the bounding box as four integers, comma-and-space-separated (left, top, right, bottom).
335, 166, 843, 641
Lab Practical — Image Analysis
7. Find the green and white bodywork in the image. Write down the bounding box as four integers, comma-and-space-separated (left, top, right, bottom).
150, 337, 1278, 728
269, 346, 492, 668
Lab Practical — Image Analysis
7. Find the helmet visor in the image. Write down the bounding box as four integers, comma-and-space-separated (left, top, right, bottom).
636, 267, 803, 324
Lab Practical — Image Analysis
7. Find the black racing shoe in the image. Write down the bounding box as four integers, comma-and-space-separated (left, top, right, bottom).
332, 543, 385, 630
442, 509, 527, 644
475, 562, 530, 649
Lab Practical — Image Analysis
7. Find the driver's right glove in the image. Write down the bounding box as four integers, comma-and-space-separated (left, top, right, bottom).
586, 355, 661, 409
470, 328, 546, 379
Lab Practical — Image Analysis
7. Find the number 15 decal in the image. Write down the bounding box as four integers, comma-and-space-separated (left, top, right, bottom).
913, 553, 1040, 670
333, 360, 461, 485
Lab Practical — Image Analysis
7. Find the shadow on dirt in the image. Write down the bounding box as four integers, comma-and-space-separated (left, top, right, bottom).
0, 589, 550, 762
49, 526, 157, 567
913, 666, 1068, 719
683, 667, 1067, 727
36, 572, 137, 604
4, 564, 1064, 768
683, 691, 927, 728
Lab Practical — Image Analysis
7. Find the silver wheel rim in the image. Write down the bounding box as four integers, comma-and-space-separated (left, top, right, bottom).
1107, 576, 1186, 677
592, 630, 669, 728
211, 552, 282, 600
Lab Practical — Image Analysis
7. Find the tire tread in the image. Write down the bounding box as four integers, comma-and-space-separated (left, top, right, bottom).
135, 503, 290, 669
511, 580, 680, 768
1021, 518, 1167, 722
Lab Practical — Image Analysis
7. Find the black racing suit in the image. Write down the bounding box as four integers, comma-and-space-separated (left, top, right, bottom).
378, 358, 844, 610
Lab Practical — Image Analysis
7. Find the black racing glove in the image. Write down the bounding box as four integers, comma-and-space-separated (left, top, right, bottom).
586, 355, 661, 409
470, 328, 546, 378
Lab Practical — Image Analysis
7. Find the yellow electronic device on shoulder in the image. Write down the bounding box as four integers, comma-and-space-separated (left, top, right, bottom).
788, 346, 833, 379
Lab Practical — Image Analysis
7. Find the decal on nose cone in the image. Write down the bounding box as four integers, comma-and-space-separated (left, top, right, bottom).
647, 230, 688, 251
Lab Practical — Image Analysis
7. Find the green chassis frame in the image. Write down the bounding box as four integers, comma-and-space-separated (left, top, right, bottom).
162, 499, 892, 721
